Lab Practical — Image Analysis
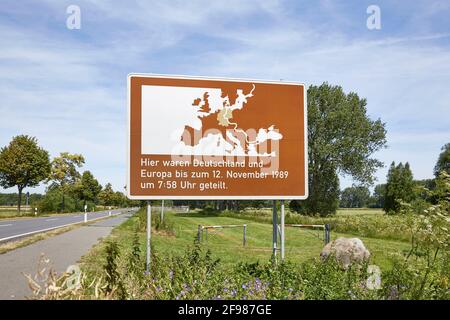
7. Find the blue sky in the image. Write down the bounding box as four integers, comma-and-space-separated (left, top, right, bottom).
1, 0, 449, 195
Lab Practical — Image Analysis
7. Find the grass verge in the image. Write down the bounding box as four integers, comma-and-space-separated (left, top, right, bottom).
0, 213, 123, 254
0, 225, 76, 254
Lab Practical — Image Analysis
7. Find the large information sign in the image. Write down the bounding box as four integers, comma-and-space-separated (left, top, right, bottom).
127, 74, 307, 200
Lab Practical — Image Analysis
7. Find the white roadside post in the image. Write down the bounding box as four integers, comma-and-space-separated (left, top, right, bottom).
108, 206, 111, 217
84, 204, 87, 223
146, 201, 152, 274
281, 200, 285, 260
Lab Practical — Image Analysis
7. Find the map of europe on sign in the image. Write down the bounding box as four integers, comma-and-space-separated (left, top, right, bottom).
128, 74, 307, 200
141, 85, 283, 157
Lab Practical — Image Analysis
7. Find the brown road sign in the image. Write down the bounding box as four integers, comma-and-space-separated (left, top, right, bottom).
127, 74, 307, 200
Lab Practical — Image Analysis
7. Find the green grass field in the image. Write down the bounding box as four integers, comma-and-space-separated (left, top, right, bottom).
336, 208, 384, 216
81, 208, 410, 274
0, 211, 35, 219
155, 211, 407, 269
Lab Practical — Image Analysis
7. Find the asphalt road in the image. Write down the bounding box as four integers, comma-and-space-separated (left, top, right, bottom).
0, 211, 135, 299
0, 208, 137, 242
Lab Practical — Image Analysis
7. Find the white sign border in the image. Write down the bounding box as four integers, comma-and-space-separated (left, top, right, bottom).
127, 73, 308, 200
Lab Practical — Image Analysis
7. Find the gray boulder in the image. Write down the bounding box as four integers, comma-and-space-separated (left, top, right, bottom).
320, 237, 370, 269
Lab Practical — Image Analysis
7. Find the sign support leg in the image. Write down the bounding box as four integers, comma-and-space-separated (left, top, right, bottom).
146, 201, 151, 274
161, 199, 164, 223
272, 200, 278, 259
281, 200, 285, 260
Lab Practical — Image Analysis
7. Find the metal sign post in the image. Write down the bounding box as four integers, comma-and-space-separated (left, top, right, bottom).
272, 200, 278, 259
127, 74, 309, 271
280, 200, 285, 260
146, 201, 152, 274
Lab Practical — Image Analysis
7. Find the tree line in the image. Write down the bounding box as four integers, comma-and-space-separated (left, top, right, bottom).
338, 142, 449, 214
0, 193, 42, 206
0, 136, 137, 213
176, 84, 448, 217
1, 84, 447, 216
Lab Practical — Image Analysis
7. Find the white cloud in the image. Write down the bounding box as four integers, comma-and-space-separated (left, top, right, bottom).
0, 0, 449, 195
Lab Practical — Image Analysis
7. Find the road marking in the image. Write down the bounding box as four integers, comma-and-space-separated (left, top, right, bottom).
45, 218, 58, 221
0, 224, 13, 227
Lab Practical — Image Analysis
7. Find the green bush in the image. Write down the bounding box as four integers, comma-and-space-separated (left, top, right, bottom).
38, 187, 77, 213
37, 186, 98, 213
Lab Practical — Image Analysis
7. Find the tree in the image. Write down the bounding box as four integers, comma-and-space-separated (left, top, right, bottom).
368, 184, 386, 208
434, 143, 450, 177
290, 83, 387, 216
112, 191, 127, 207
48, 152, 84, 211
433, 171, 450, 208
99, 183, 115, 206
0, 135, 51, 213
74, 171, 102, 206
38, 184, 77, 213
384, 162, 415, 214
340, 186, 370, 208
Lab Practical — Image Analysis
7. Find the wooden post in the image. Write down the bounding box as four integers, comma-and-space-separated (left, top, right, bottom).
325, 224, 331, 245
243, 224, 247, 246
